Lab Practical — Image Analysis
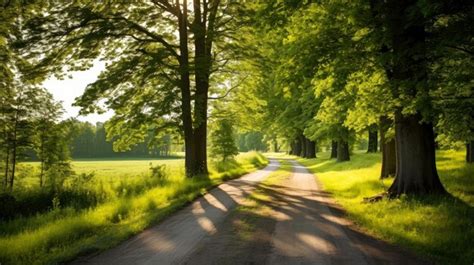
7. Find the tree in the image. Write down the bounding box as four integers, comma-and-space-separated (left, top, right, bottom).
238, 0, 471, 196
370, 0, 447, 195
210, 118, 239, 162
32, 93, 66, 187
16, 1, 238, 177
1, 84, 48, 192
367, 127, 378, 153
379, 116, 396, 178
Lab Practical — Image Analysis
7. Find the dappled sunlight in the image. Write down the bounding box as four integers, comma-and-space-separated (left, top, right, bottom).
196, 216, 218, 234
297, 232, 337, 253
301, 150, 474, 265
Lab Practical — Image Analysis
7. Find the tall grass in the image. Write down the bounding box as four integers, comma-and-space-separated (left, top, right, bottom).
299, 150, 474, 265
0, 152, 268, 265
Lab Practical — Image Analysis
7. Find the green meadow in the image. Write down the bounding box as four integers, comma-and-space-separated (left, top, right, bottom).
298, 150, 474, 265
20, 157, 186, 185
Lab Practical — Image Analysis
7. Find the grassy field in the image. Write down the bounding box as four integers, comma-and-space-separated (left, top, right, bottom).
298, 150, 473, 265
0, 152, 268, 265
18, 158, 186, 187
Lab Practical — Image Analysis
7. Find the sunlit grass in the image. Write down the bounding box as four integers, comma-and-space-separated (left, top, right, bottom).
0, 152, 268, 265
19, 158, 185, 187
298, 150, 474, 265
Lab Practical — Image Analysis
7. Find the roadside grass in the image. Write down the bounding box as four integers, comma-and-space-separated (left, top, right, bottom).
298, 150, 474, 265
0, 152, 268, 265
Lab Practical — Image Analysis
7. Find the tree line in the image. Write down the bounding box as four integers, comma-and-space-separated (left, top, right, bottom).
67, 121, 175, 158
230, 0, 473, 197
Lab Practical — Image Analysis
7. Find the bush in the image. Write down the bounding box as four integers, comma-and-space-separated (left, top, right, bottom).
149, 163, 167, 179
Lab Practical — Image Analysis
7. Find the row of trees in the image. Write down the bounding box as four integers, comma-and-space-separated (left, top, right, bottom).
68, 121, 174, 158
231, 0, 473, 196
4, 1, 472, 196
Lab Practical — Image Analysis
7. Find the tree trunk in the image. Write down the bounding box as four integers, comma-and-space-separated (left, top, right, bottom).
389, 113, 445, 195
381, 138, 396, 178
380, 117, 396, 179
305, 139, 316, 158
385, 0, 445, 195
39, 137, 45, 187
10, 141, 16, 192
40, 160, 44, 187
367, 129, 378, 153
190, 0, 219, 176
273, 138, 279, 152
177, 0, 197, 177
293, 137, 302, 157
330, 140, 338, 159
467, 141, 474, 163
3, 150, 9, 191
337, 140, 350, 162
299, 135, 306, 157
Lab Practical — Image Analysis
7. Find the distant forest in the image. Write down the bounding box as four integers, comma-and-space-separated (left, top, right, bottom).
22, 120, 269, 160
21, 120, 177, 160
69, 121, 175, 158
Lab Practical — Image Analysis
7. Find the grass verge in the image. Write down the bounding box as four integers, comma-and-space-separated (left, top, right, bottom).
0, 152, 268, 265
298, 150, 473, 265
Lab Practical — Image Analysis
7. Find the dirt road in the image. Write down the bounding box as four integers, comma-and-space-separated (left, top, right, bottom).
73, 159, 430, 265
72, 160, 280, 265
182, 160, 430, 265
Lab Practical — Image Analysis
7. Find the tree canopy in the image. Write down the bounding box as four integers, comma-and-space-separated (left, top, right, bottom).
1, 0, 473, 196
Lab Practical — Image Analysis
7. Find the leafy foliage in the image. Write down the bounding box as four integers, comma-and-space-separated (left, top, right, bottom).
210, 118, 239, 162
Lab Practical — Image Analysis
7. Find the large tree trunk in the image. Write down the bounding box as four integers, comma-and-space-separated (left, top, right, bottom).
305, 139, 316, 158
192, 82, 209, 176
190, 0, 222, 175
177, 0, 197, 177
467, 141, 474, 163
337, 140, 350, 162
330, 140, 337, 159
389, 113, 445, 195
367, 129, 378, 153
380, 117, 396, 179
384, 0, 445, 195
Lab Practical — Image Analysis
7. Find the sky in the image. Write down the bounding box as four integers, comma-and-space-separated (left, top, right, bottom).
42, 61, 114, 124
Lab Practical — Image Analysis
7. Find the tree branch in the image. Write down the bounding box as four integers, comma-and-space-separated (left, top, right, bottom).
150, 0, 179, 16
110, 15, 180, 59
209, 75, 248, 100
